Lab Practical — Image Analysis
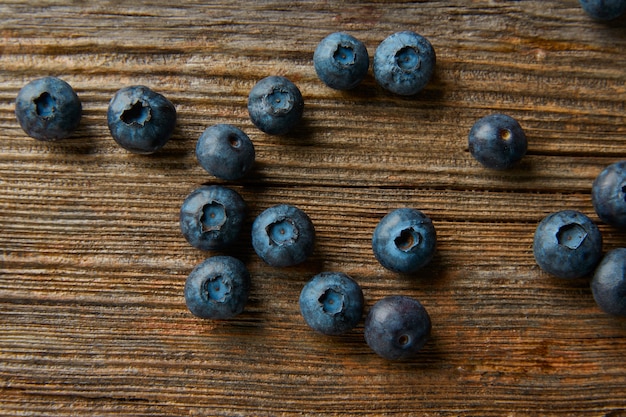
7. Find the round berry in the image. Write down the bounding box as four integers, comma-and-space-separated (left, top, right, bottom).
196, 124, 255, 181
180, 185, 246, 251
533, 210, 603, 279
15, 76, 82, 141
468, 113, 527, 170
372, 208, 437, 273
364, 295, 432, 361
251, 204, 315, 267
299, 272, 364, 336
579, 0, 626, 20
107, 85, 176, 154
591, 248, 626, 316
184, 256, 251, 320
247, 76, 304, 135
373, 31, 436, 96
313, 32, 369, 90
592, 161, 626, 229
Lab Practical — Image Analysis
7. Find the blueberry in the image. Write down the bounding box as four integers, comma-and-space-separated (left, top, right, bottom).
579, 0, 626, 20
15, 76, 82, 141
591, 248, 626, 316
533, 210, 603, 279
107, 85, 176, 154
247, 76, 304, 135
468, 113, 527, 170
372, 208, 436, 273
313, 32, 369, 90
373, 31, 436, 96
592, 161, 626, 229
251, 204, 315, 267
184, 255, 251, 319
180, 185, 246, 251
196, 124, 255, 181
364, 295, 432, 361
299, 272, 364, 335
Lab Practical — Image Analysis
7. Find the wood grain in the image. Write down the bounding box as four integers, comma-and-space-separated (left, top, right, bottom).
1, 1, 626, 415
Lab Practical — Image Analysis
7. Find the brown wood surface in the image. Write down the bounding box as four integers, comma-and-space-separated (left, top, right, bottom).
1, 1, 626, 415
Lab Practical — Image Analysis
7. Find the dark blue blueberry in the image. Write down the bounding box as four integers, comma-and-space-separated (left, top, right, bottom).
180, 185, 246, 251
592, 161, 626, 229
373, 31, 436, 96
251, 204, 315, 267
313, 32, 369, 90
468, 113, 527, 170
196, 124, 255, 181
533, 210, 603, 279
299, 272, 364, 336
364, 295, 432, 361
107, 85, 176, 154
15, 76, 82, 141
591, 248, 626, 316
184, 255, 251, 319
247, 76, 304, 135
372, 208, 436, 273
580, 0, 626, 20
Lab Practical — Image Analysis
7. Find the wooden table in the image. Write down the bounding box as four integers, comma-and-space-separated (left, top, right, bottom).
1, 1, 625, 415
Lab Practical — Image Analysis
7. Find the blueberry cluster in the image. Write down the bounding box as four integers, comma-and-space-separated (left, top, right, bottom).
14, 20, 625, 362
531, 161, 626, 317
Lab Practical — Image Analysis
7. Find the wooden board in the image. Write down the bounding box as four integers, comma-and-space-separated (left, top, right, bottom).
1, 1, 626, 415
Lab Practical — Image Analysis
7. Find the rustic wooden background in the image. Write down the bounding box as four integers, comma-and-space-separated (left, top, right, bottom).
1, 1, 625, 415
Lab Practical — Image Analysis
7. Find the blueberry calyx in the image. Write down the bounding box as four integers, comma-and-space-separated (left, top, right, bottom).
267, 218, 299, 246
203, 275, 231, 303
556, 223, 587, 250
265, 89, 294, 115
200, 201, 227, 232
34, 92, 56, 117
318, 287, 345, 316
120, 99, 152, 126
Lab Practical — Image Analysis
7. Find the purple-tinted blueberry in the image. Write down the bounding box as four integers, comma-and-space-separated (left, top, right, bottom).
468, 113, 527, 170
107, 85, 176, 154
592, 161, 626, 229
579, 0, 626, 20
247, 76, 304, 135
364, 295, 432, 361
15, 76, 82, 141
184, 256, 251, 319
591, 248, 626, 316
180, 185, 246, 251
373, 31, 436, 96
251, 204, 315, 267
299, 272, 364, 335
533, 210, 603, 279
372, 208, 437, 273
314, 32, 369, 90
196, 124, 255, 181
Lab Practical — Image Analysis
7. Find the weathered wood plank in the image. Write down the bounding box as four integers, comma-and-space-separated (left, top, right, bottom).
1, 1, 626, 416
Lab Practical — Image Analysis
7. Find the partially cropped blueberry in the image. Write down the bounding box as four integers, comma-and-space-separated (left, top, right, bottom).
579, 0, 626, 20
15, 76, 82, 141
196, 124, 255, 181
180, 185, 246, 251
364, 295, 432, 361
591, 248, 626, 316
372, 208, 436, 273
251, 204, 315, 267
468, 113, 527, 170
107, 85, 176, 154
247, 76, 304, 135
533, 210, 603, 279
373, 31, 436, 96
184, 256, 251, 319
313, 32, 369, 90
299, 272, 364, 336
592, 161, 626, 229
